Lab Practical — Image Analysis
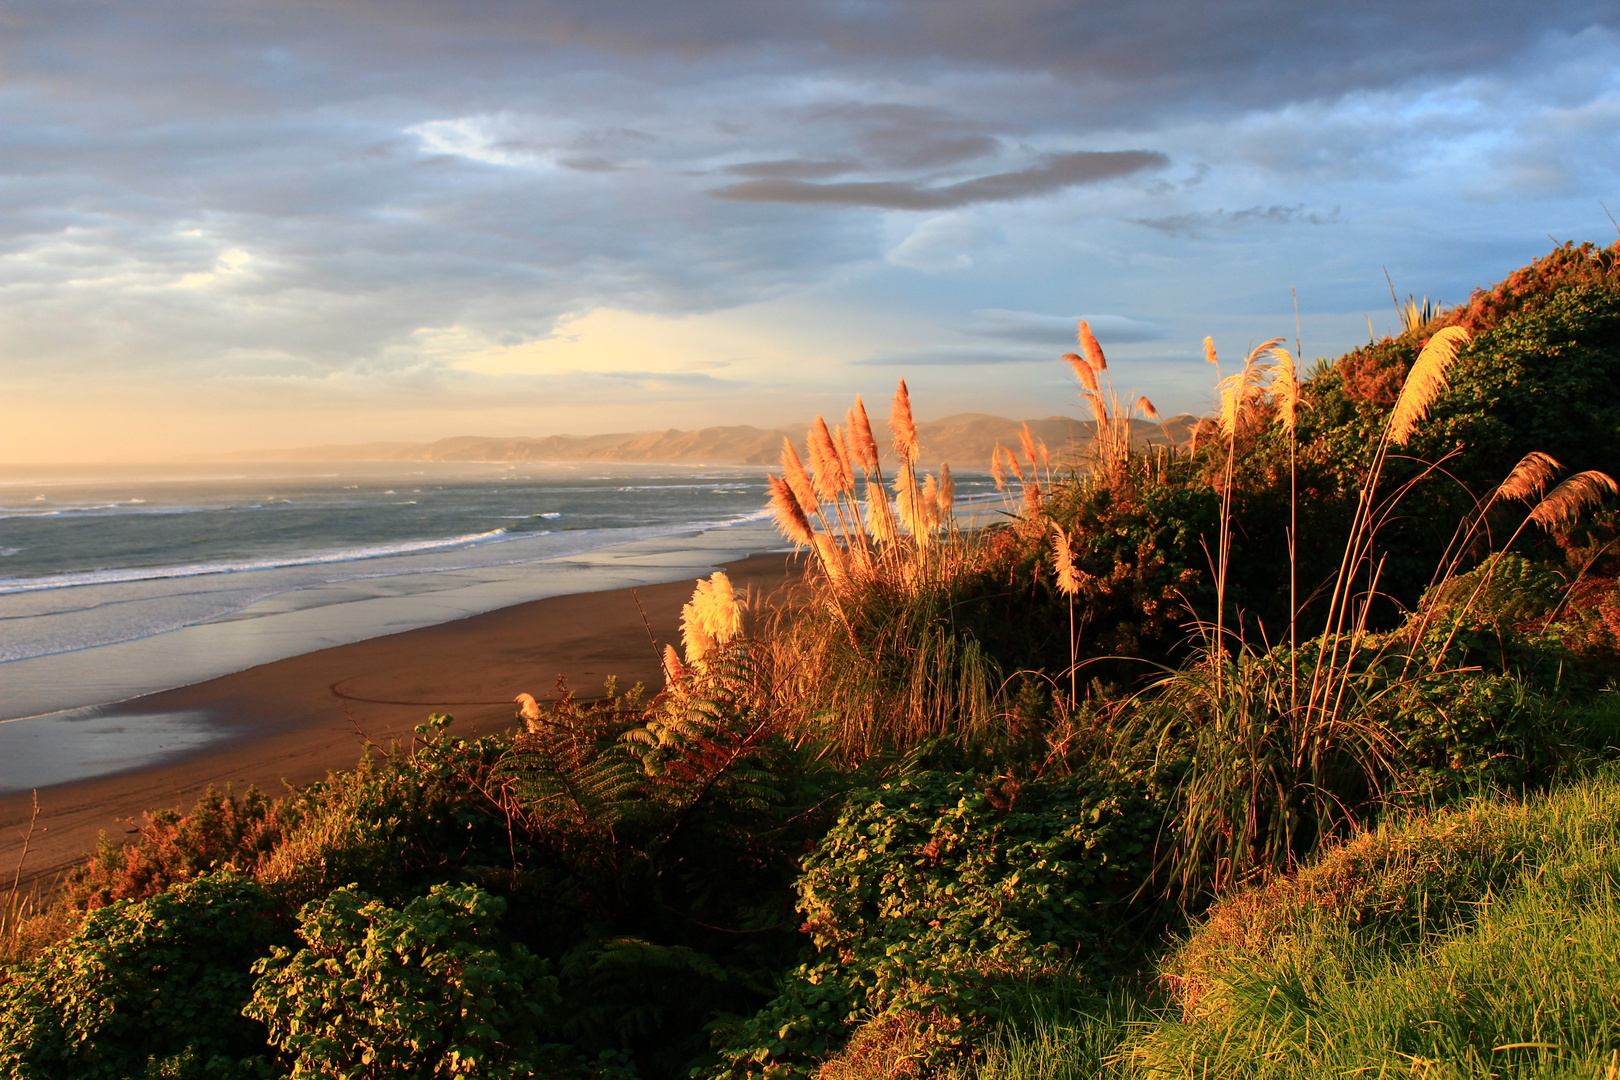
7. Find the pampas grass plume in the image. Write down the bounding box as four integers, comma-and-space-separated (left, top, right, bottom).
866, 480, 897, 544
681, 571, 742, 664
1529, 470, 1618, 529
767, 474, 815, 546
850, 396, 881, 473
1066, 353, 1099, 393
1203, 336, 1218, 366
1389, 326, 1469, 446
1077, 321, 1107, 371
1004, 446, 1026, 482
812, 533, 847, 579
1217, 372, 1242, 440
1136, 396, 1160, 421
920, 473, 941, 531
1050, 526, 1080, 597
990, 445, 1007, 490
514, 693, 541, 727
1267, 346, 1302, 433
809, 417, 845, 502
890, 379, 919, 462
1019, 422, 1038, 471
938, 463, 955, 520
781, 437, 819, 517
1496, 451, 1562, 506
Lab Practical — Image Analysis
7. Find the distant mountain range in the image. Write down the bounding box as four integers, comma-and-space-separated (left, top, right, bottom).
215, 412, 1200, 470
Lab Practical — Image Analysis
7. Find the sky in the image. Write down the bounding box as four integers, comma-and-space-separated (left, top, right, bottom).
3, 1, 1619, 461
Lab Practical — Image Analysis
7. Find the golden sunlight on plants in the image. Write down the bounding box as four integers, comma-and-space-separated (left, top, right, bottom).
9, 243, 1620, 1080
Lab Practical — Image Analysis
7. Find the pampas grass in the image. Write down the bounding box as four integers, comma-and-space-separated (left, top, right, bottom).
680, 571, 743, 665
849, 395, 881, 474
1388, 325, 1468, 446
890, 378, 919, 462
1268, 346, 1302, 434
514, 693, 542, 729
781, 437, 819, 520
753, 382, 1005, 758
1529, 470, 1619, 529
1496, 451, 1562, 505
1077, 320, 1107, 371
1066, 352, 1100, 393
767, 474, 814, 547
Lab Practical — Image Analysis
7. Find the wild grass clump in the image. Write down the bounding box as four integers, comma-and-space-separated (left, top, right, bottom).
762, 382, 1015, 759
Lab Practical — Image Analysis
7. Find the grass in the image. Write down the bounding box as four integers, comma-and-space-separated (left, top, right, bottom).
950, 766, 1620, 1079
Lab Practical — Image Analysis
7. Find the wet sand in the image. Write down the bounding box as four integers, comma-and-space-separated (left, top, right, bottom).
0, 552, 793, 888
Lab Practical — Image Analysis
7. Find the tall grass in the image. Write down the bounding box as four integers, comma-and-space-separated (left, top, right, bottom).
760, 381, 1006, 758
1132, 320, 1618, 898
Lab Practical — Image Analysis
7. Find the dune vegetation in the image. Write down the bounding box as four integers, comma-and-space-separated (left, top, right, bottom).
4, 240, 1620, 1079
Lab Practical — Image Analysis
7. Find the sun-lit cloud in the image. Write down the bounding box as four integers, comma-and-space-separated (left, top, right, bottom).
0, 1, 1616, 460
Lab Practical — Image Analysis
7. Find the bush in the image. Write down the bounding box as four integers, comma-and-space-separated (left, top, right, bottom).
246, 882, 562, 1079
708, 769, 1162, 1077
65, 785, 288, 911
0, 872, 285, 1079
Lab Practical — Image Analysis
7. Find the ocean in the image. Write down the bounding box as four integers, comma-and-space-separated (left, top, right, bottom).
0, 460, 1002, 790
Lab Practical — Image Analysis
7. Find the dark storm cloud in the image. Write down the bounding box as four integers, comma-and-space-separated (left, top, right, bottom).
711, 151, 1169, 209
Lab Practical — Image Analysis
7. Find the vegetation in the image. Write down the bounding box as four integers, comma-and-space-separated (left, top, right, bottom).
4, 240, 1620, 1077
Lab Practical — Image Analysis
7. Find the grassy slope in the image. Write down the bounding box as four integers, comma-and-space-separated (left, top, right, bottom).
964, 742, 1620, 1079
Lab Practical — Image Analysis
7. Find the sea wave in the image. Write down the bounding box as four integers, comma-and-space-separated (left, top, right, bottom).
0, 528, 512, 594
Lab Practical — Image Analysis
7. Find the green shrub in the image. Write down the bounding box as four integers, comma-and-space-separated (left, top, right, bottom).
708, 770, 1162, 1077
0, 872, 285, 1079
246, 882, 561, 1079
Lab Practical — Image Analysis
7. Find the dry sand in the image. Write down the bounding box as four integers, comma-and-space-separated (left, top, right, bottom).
0, 553, 793, 888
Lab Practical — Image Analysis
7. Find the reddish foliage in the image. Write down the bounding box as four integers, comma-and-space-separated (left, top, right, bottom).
1440, 240, 1620, 335
65, 785, 289, 910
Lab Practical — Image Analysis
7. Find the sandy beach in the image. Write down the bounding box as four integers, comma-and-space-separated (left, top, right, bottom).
0, 552, 794, 890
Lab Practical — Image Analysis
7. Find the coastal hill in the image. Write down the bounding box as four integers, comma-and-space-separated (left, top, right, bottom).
217, 412, 1199, 470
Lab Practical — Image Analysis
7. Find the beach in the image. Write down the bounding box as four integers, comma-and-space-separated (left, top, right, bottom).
0, 551, 794, 889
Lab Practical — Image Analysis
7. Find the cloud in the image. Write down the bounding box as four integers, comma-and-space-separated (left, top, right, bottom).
725, 158, 860, 179
801, 103, 1003, 169
960, 309, 1165, 345
852, 348, 1044, 367
1, 0, 1617, 459
1130, 203, 1343, 237
886, 214, 1004, 271
710, 149, 1169, 209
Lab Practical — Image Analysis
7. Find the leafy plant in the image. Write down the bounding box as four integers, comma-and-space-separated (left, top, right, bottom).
246, 882, 560, 1079
708, 769, 1163, 1077
0, 872, 285, 1080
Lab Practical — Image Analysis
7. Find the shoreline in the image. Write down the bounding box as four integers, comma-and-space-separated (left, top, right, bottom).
0, 551, 796, 889
2, 517, 785, 724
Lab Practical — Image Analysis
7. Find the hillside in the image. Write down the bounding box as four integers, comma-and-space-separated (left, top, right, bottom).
214, 412, 1198, 470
